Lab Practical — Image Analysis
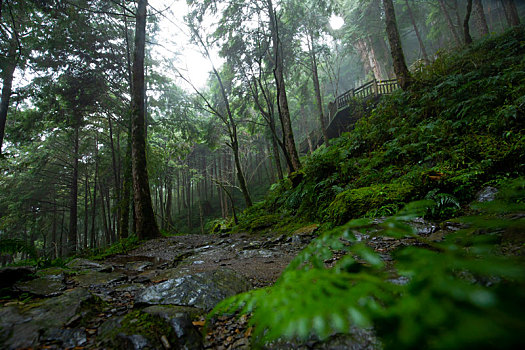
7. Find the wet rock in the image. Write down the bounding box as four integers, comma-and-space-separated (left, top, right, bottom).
117, 333, 150, 350
14, 272, 66, 297
409, 217, 437, 236
44, 327, 87, 348
136, 268, 252, 310
67, 258, 113, 272
0, 288, 94, 349
0, 266, 35, 288
72, 271, 127, 287
143, 305, 204, 349
475, 186, 498, 203
125, 261, 154, 272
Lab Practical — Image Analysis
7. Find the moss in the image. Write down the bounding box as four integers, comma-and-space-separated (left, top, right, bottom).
99, 310, 177, 349
325, 183, 415, 225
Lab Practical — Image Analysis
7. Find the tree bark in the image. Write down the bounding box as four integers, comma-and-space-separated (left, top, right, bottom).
438, 0, 462, 46
67, 117, 80, 255
501, 0, 521, 27
108, 115, 121, 239
268, 0, 301, 173
383, 0, 411, 90
131, 0, 160, 240
308, 30, 329, 146
84, 173, 89, 250
406, 0, 429, 63
91, 137, 98, 249
0, 42, 17, 155
464, 0, 473, 45
474, 0, 489, 36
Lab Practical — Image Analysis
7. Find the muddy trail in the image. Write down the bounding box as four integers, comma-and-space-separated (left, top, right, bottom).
1, 230, 326, 349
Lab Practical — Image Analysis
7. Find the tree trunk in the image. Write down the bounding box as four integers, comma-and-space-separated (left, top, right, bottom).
0, 41, 17, 156
464, 0, 473, 45
108, 115, 121, 239
501, 0, 521, 27
268, 0, 301, 173
438, 0, 462, 46
383, 0, 411, 90
84, 173, 89, 250
309, 31, 329, 146
131, 0, 160, 240
474, 0, 489, 36
406, 0, 429, 63
91, 138, 98, 249
67, 118, 80, 255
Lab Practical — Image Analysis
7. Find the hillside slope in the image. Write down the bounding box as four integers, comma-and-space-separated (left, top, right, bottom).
213, 26, 525, 349
235, 26, 524, 233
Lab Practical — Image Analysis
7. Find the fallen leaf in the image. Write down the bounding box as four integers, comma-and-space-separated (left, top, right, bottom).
192, 320, 206, 327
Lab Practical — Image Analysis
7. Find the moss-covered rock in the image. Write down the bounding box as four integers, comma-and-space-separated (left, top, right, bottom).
325, 183, 415, 224
97, 310, 178, 349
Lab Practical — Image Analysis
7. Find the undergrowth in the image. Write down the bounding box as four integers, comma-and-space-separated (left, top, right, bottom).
236, 26, 525, 232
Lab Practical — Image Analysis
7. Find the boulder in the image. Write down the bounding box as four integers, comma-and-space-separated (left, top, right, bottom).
0, 288, 94, 349
475, 186, 498, 203
136, 268, 251, 310
143, 305, 204, 349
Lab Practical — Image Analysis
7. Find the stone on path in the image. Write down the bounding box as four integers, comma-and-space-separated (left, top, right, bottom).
72, 270, 127, 287
136, 268, 251, 310
67, 258, 113, 272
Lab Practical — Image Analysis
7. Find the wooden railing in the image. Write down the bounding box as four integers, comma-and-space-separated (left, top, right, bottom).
330, 78, 399, 122
301, 78, 399, 153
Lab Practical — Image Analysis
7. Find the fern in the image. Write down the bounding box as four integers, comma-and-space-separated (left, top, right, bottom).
211, 182, 525, 349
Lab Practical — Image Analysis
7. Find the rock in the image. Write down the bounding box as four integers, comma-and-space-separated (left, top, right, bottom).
125, 261, 154, 272
72, 271, 127, 287
267, 327, 379, 350
143, 305, 204, 349
475, 186, 498, 203
292, 224, 319, 236
0, 266, 35, 288
44, 328, 87, 348
14, 273, 66, 297
117, 333, 150, 350
0, 288, 94, 349
67, 258, 113, 272
409, 217, 437, 236
136, 268, 252, 310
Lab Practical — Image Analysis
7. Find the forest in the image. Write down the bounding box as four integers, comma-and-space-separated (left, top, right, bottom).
0, 0, 524, 349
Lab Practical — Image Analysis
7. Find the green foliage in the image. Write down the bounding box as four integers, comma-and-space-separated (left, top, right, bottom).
212, 178, 525, 348
0, 238, 38, 258
424, 189, 461, 220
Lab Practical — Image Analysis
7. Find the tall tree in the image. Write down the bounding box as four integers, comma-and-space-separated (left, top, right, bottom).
501, 0, 521, 27
438, 0, 462, 46
382, 0, 411, 90
464, 0, 473, 45
405, 0, 429, 63
267, 0, 301, 172
473, 0, 489, 37
131, 0, 160, 239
